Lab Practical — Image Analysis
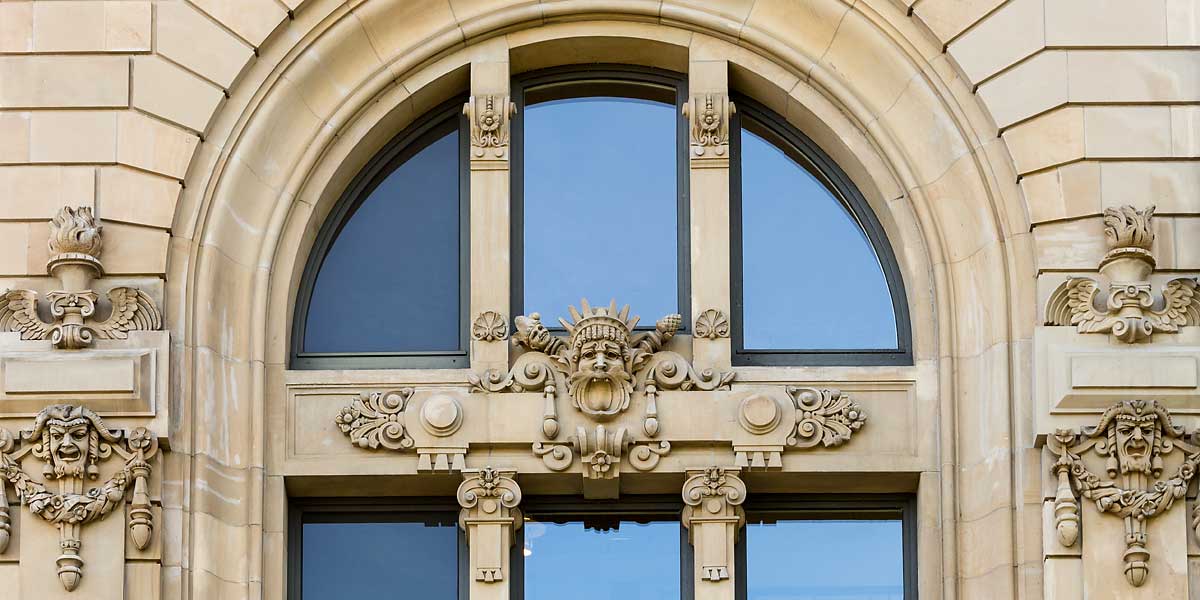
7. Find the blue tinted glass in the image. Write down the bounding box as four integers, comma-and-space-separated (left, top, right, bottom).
747, 519, 904, 599
741, 127, 897, 349
524, 519, 679, 599
302, 520, 458, 599
523, 96, 678, 323
304, 127, 461, 353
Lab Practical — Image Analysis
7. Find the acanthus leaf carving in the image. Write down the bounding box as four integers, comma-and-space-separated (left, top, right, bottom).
1048, 400, 1200, 587
682, 467, 746, 582
682, 93, 734, 160
334, 389, 415, 451
464, 95, 515, 164
0, 207, 162, 349
785, 387, 866, 449
0, 404, 159, 591
1045, 205, 1200, 342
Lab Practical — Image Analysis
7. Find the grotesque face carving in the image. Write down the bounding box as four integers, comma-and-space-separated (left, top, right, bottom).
560, 300, 638, 419
48, 421, 89, 477
1115, 416, 1158, 475
28, 404, 118, 480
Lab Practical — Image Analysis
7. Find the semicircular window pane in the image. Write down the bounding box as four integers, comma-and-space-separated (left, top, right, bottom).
302, 123, 462, 355
739, 122, 898, 351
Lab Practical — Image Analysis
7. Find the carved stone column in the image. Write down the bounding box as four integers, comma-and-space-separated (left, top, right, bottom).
683, 54, 733, 372
466, 44, 515, 372
682, 467, 745, 599
458, 467, 522, 600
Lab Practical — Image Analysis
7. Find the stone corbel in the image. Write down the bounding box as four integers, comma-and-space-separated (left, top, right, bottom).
0, 404, 159, 591
0, 206, 162, 349
1047, 399, 1200, 586
1045, 205, 1200, 342
682, 467, 746, 582
682, 93, 734, 164
464, 95, 515, 170
457, 467, 522, 583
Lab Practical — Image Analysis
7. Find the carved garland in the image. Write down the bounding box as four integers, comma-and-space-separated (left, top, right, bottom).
1048, 400, 1200, 587
0, 206, 162, 349
0, 404, 158, 592
1045, 205, 1200, 342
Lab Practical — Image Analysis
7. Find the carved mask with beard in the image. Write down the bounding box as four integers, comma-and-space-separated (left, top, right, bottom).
567, 339, 634, 419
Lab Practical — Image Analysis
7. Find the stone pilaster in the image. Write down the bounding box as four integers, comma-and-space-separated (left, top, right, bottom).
457, 467, 522, 600
466, 43, 514, 373
682, 467, 745, 599
684, 55, 732, 372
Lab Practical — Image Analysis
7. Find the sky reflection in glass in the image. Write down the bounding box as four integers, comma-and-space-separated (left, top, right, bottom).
523, 97, 678, 324
740, 128, 897, 350
746, 519, 903, 600
304, 129, 461, 353
301, 520, 458, 600
524, 519, 680, 599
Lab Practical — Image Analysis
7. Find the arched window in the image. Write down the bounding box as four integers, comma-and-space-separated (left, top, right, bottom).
731, 98, 910, 365
292, 101, 469, 369
512, 67, 689, 327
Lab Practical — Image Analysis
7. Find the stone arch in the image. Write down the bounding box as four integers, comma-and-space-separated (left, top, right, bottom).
168, 2, 1032, 598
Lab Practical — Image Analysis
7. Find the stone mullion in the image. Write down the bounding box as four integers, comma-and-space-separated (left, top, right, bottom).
467, 53, 514, 373
458, 468, 522, 600
683, 467, 745, 600
685, 57, 733, 372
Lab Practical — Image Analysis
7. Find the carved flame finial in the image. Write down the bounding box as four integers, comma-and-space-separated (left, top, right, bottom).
47, 206, 103, 267
1104, 205, 1155, 252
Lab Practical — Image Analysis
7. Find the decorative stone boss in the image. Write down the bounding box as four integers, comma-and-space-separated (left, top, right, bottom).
0, 404, 158, 592
1048, 400, 1200, 587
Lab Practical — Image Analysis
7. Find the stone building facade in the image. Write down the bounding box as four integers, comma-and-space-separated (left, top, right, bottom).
0, 1, 1198, 599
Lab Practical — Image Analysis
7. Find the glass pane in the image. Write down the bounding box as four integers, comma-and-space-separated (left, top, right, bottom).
523, 95, 678, 323
740, 126, 897, 349
301, 519, 458, 599
524, 517, 679, 600
746, 519, 904, 600
304, 127, 461, 353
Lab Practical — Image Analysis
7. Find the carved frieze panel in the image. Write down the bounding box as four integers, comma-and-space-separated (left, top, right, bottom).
733, 387, 868, 470
0, 404, 158, 591
0, 207, 162, 350
1047, 400, 1200, 586
1045, 206, 1199, 343
332, 388, 471, 473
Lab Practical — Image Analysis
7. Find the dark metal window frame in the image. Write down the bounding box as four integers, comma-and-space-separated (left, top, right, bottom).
730, 95, 913, 366
736, 494, 918, 600
287, 497, 469, 600
510, 65, 692, 330
290, 97, 472, 370
511, 495, 694, 600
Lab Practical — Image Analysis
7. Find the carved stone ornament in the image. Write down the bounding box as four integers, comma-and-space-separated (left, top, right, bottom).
1046, 205, 1200, 342
1047, 400, 1200, 587
0, 206, 162, 349
457, 467, 522, 583
469, 300, 734, 495
471, 310, 509, 342
787, 387, 867, 448
682, 93, 734, 159
335, 389, 415, 451
0, 404, 158, 591
463, 95, 515, 162
682, 467, 746, 582
693, 308, 729, 339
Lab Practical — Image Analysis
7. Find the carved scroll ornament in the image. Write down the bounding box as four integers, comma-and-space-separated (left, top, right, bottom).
0, 207, 162, 349
457, 467, 521, 583
463, 95, 515, 162
682, 467, 746, 582
0, 404, 158, 591
334, 389, 467, 472
682, 93, 734, 159
1047, 400, 1200, 587
734, 387, 868, 469
1046, 206, 1199, 342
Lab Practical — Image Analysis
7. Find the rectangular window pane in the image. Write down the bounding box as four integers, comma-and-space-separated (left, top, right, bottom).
746, 519, 904, 599
523, 517, 680, 599
301, 517, 459, 599
522, 92, 680, 323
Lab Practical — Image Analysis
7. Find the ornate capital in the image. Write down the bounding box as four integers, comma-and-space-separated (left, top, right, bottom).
0, 404, 159, 591
1046, 205, 1199, 343
682, 93, 734, 162
457, 467, 521, 583
0, 206, 162, 349
463, 95, 515, 167
1048, 400, 1200, 586
682, 467, 746, 582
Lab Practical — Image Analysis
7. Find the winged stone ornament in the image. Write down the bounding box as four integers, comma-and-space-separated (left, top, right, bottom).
1044, 205, 1200, 343
0, 207, 161, 349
